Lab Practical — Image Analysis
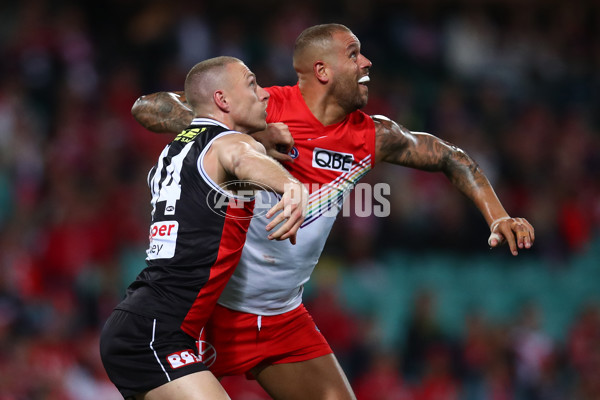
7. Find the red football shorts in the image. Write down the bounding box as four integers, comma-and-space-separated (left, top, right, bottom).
199, 303, 332, 378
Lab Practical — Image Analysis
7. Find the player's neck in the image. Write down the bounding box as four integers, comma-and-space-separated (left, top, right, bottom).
299, 84, 347, 126
195, 111, 237, 132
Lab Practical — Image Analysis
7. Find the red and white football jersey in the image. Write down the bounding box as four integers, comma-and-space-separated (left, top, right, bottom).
218, 85, 376, 315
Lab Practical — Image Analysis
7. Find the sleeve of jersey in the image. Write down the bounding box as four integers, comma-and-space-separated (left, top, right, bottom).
265, 86, 283, 123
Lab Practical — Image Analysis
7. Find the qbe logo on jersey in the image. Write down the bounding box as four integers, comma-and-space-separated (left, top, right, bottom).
146, 221, 178, 260
312, 148, 354, 173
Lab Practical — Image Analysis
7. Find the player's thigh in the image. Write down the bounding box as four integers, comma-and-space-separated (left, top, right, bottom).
139, 371, 230, 400
254, 354, 356, 400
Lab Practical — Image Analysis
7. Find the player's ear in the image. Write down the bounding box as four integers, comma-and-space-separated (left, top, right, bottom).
314, 61, 329, 84
214, 90, 230, 112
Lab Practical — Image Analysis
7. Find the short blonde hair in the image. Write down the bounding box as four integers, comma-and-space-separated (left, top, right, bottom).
184, 56, 241, 111
292, 24, 351, 69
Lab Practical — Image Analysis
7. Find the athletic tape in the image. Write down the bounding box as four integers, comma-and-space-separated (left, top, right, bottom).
488, 232, 503, 247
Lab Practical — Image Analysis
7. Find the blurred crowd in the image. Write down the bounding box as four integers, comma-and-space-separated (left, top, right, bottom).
0, 0, 598, 398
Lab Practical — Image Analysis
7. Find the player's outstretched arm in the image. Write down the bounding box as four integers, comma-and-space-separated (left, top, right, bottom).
212, 134, 308, 244
132, 92, 295, 162
372, 115, 535, 255
131, 91, 194, 133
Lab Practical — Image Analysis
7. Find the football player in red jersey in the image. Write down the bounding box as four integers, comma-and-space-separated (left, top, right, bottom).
131, 25, 534, 400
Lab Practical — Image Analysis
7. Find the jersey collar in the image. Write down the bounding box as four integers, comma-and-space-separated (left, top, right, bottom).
190, 117, 230, 130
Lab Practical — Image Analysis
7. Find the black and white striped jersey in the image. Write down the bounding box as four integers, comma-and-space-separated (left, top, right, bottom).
116, 118, 255, 339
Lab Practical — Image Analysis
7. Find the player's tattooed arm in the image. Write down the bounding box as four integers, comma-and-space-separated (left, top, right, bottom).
131, 91, 293, 162
374, 115, 486, 194
373, 115, 534, 255
131, 91, 194, 133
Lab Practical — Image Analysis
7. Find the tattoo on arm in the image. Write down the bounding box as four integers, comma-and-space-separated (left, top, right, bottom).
131, 92, 194, 134
373, 115, 510, 226
374, 116, 487, 193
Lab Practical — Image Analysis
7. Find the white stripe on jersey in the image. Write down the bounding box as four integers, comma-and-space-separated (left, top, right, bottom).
197, 131, 256, 200
190, 118, 230, 129
149, 141, 194, 217
149, 146, 168, 218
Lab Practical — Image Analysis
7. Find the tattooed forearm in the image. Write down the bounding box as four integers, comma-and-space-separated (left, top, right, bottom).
441, 143, 487, 194
375, 116, 480, 175
443, 144, 509, 225
373, 116, 534, 254
373, 115, 508, 225
131, 92, 194, 134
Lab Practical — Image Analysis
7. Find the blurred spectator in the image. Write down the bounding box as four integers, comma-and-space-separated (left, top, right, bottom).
413, 344, 460, 400
401, 290, 450, 381
567, 301, 600, 400
511, 303, 555, 399
354, 352, 414, 400
460, 311, 495, 399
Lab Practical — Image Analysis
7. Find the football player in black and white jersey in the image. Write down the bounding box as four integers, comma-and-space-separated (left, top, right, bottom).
99, 56, 308, 400
131, 24, 535, 400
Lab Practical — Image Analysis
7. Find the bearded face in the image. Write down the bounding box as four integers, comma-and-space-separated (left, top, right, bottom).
331, 70, 370, 112
327, 31, 371, 113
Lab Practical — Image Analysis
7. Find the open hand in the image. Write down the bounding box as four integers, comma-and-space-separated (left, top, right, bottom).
265, 182, 308, 244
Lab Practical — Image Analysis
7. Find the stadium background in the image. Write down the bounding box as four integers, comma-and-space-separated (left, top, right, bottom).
0, 0, 599, 398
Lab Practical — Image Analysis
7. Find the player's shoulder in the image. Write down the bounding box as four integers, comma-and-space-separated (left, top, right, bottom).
368, 114, 402, 134
370, 114, 393, 124
211, 130, 264, 155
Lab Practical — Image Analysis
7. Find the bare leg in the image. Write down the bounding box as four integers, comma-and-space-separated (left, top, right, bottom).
138, 371, 231, 400
253, 354, 356, 400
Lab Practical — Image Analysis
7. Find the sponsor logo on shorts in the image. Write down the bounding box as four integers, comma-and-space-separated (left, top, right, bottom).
312, 147, 354, 172
197, 340, 217, 368
167, 349, 202, 369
